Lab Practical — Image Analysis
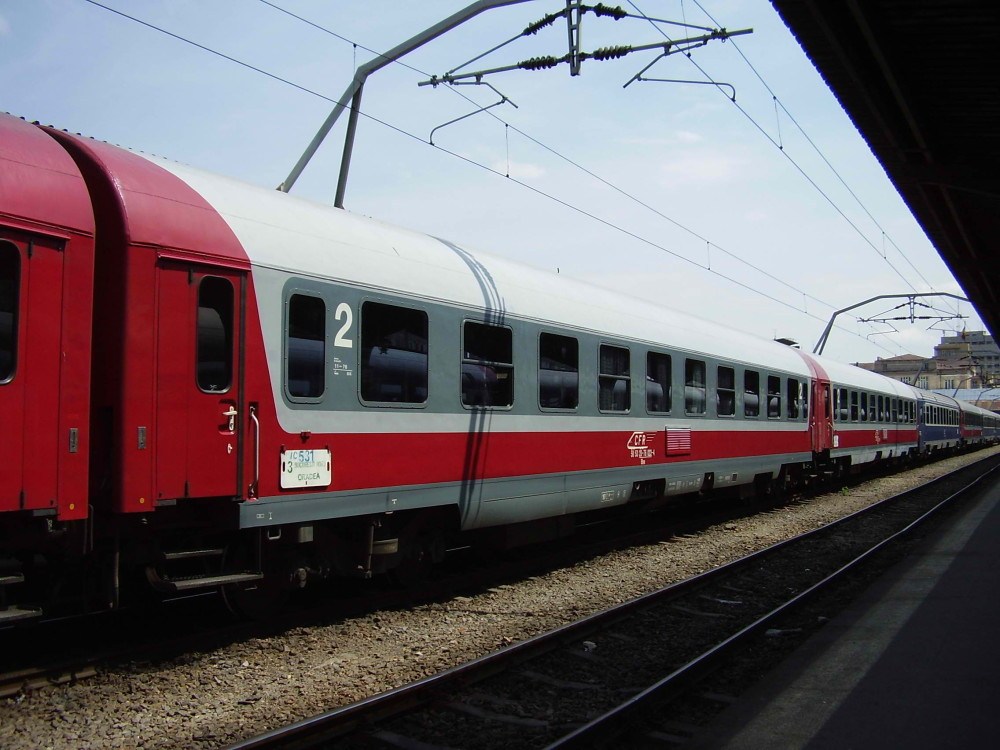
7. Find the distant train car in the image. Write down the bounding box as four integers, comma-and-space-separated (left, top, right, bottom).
914, 389, 962, 454
810, 358, 917, 476
0, 112, 992, 621
957, 399, 1000, 447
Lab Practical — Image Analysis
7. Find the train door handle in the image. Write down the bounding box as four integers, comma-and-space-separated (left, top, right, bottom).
222, 406, 239, 432
249, 405, 260, 499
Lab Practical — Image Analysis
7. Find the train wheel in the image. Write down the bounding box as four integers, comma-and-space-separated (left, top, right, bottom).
220, 539, 290, 620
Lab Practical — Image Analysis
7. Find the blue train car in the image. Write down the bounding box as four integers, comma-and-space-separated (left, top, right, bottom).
914, 388, 961, 454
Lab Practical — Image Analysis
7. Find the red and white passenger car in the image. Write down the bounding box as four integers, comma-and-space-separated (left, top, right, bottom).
0, 113, 991, 619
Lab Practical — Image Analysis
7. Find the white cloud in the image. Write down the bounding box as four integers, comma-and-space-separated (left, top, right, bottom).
742, 208, 769, 222
674, 130, 704, 144
618, 130, 705, 147
657, 149, 748, 189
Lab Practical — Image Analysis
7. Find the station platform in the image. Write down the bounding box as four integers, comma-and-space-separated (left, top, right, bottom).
691, 473, 1000, 749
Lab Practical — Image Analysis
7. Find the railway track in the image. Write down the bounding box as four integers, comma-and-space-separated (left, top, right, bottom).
0, 461, 841, 698
225, 453, 1000, 750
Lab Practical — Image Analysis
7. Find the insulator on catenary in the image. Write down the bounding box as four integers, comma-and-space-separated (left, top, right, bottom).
591, 45, 631, 61
523, 12, 560, 36
593, 4, 627, 20
519, 56, 560, 71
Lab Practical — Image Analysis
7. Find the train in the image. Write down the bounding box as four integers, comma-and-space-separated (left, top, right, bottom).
1, 112, 997, 621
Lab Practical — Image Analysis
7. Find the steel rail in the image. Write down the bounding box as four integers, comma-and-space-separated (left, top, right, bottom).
549, 456, 1000, 748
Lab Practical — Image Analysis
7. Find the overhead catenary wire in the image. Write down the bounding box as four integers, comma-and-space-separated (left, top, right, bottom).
627, 0, 922, 299
690, 0, 941, 299
666, 0, 940, 303
255, 0, 839, 316
79, 0, 905, 356
257, 0, 910, 347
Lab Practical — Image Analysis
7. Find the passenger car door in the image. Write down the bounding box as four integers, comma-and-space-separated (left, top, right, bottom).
155, 263, 245, 501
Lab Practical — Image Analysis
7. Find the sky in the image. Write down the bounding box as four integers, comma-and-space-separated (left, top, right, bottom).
0, 0, 984, 365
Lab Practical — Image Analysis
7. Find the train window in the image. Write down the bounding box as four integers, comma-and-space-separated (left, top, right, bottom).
744, 370, 760, 418
717, 366, 736, 417
891, 398, 899, 422
850, 391, 859, 421
196, 277, 234, 393
786, 379, 800, 419
646, 352, 672, 414
462, 321, 512, 407
286, 293, 326, 399
877, 395, 885, 421
859, 392, 867, 421
539, 333, 578, 409
767, 376, 782, 419
0, 242, 18, 383
685, 359, 706, 415
361, 302, 428, 404
869, 394, 877, 423
599, 344, 631, 412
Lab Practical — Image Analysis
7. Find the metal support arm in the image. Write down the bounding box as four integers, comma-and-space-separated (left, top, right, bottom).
278, 0, 536, 205
812, 292, 971, 355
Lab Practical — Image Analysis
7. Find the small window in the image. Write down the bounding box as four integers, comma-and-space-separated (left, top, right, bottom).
599, 344, 630, 412
539, 333, 578, 409
859, 392, 868, 421
0, 242, 19, 383
462, 321, 512, 407
286, 293, 326, 399
877, 395, 885, 421
891, 398, 899, 422
197, 277, 234, 393
869, 394, 877, 423
362, 302, 428, 404
717, 366, 736, 417
685, 359, 706, 415
767, 376, 782, 419
744, 370, 760, 417
850, 391, 859, 422
646, 352, 672, 413
786, 378, 800, 419
836, 387, 849, 422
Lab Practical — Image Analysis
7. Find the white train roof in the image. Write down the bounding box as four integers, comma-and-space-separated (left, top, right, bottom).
149, 155, 813, 376
913, 388, 959, 407
813, 357, 914, 396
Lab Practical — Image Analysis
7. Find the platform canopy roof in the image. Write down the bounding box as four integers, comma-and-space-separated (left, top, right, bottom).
770, 1, 1000, 336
